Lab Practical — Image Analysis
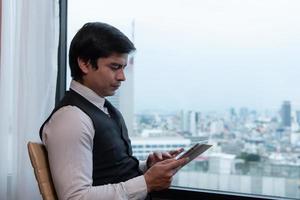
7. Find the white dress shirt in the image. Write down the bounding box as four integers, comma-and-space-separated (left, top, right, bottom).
42, 80, 148, 200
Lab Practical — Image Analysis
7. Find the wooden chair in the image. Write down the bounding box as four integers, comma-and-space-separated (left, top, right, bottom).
27, 142, 58, 200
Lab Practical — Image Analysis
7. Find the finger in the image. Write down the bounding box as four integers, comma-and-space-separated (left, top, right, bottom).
169, 148, 184, 155
165, 157, 189, 170
160, 158, 177, 164
153, 152, 163, 160
162, 152, 172, 159
172, 167, 179, 175
147, 154, 154, 162
169, 148, 184, 156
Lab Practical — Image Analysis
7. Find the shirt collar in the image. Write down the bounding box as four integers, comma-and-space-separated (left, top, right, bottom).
70, 80, 105, 110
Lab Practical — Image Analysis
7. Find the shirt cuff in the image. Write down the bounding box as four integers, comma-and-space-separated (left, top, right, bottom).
139, 160, 148, 173
124, 175, 148, 200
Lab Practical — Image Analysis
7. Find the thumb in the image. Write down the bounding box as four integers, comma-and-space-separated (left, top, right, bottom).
165, 157, 189, 170
159, 158, 177, 164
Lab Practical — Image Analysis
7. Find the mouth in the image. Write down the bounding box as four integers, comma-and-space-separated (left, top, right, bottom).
112, 84, 121, 89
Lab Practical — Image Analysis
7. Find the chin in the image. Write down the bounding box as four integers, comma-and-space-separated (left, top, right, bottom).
106, 91, 115, 96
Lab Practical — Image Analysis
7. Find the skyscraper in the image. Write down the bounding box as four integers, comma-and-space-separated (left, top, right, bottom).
180, 110, 198, 136
296, 111, 300, 126
280, 101, 291, 127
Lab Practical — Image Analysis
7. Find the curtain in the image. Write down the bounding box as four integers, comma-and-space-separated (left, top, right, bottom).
0, 0, 59, 199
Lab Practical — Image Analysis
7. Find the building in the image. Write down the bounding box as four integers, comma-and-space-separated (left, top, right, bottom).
181, 110, 198, 136
280, 101, 291, 128
131, 134, 191, 160
296, 110, 300, 126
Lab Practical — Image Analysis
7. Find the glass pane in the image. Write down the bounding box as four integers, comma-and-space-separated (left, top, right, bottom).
68, 0, 300, 199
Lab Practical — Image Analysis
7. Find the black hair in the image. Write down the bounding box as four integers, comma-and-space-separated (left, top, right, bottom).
69, 22, 136, 81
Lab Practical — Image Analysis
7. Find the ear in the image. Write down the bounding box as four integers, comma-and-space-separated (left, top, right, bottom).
77, 58, 90, 74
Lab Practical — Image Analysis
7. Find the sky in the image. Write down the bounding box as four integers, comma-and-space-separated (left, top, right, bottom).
68, 0, 300, 112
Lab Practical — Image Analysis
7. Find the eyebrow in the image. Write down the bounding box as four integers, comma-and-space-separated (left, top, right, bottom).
109, 62, 127, 68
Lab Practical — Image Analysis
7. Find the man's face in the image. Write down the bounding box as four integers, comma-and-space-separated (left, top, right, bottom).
80, 53, 128, 97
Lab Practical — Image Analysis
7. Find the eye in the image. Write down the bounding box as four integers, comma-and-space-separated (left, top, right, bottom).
110, 65, 119, 70
109, 63, 125, 70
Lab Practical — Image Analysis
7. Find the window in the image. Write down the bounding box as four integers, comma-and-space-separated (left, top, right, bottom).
68, 0, 300, 199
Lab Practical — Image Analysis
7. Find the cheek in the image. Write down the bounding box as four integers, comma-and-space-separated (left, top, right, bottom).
106, 73, 116, 82
97, 70, 115, 85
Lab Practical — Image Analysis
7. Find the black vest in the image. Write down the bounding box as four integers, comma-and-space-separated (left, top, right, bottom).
40, 89, 143, 186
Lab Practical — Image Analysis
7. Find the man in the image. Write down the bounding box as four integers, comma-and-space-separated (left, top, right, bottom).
40, 22, 188, 200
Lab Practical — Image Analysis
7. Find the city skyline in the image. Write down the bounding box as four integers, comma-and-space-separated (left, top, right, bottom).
132, 97, 300, 198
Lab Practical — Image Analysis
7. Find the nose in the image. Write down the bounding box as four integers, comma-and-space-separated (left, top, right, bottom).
116, 69, 126, 81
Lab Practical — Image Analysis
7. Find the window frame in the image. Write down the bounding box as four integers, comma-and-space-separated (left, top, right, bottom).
152, 186, 295, 200
56, 0, 68, 105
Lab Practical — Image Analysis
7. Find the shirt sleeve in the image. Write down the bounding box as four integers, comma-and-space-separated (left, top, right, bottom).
42, 106, 148, 200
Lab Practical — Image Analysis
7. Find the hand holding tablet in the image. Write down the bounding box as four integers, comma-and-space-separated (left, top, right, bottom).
176, 143, 212, 170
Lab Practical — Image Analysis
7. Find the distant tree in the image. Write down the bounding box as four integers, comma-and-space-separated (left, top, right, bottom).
237, 152, 260, 162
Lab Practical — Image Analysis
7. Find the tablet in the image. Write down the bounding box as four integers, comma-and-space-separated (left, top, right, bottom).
176, 143, 212, 169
